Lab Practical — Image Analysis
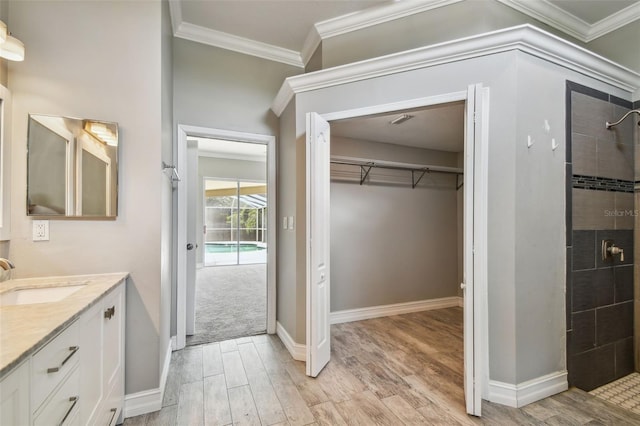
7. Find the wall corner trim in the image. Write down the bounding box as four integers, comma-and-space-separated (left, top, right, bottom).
276, 321, 306, 362
488, 371, 568, 408
123, 340, 173, 419
270, 24, 640, 117
330, 297, 462, 325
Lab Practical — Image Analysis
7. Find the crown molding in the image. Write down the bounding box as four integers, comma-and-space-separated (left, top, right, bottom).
271, 24, 640, 116
315, 0, 464, 39
588, 2, 640, 42
168, 0, 182, 35
174, 22, 304, 68
169, 0, 303, 67
497, 0, 640, 43
300, 27, 322, 67
496, 0, 590, 41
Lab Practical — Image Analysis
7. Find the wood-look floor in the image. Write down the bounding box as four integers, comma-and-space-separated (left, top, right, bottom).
123, 308, 640, 425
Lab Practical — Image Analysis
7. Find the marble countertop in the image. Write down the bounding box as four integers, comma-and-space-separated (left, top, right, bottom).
0, 272, 128, 378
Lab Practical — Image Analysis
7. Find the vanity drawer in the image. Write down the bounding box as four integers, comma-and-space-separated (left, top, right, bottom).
31, 320, 80, 411
33, 365, 79, 426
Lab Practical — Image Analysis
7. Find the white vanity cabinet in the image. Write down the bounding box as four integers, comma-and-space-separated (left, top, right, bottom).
0, 360, 30, 425
0, 277, 126, 426
79, 282, 125, 426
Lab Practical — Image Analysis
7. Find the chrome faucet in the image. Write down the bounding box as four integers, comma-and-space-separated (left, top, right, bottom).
0, 258, 14, 282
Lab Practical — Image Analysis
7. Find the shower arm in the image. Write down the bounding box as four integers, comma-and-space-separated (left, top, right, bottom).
605, 109, 640, 129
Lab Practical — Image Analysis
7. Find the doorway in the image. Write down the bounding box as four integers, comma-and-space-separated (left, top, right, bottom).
305, 85, 488, 416
175, 125, 276, 350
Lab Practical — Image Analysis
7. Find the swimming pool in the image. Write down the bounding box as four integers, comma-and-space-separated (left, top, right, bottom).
205, 242, 266, 254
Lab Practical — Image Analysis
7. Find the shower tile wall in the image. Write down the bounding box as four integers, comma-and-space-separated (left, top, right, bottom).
635, 98, 640, 372
567, 81, 635, 392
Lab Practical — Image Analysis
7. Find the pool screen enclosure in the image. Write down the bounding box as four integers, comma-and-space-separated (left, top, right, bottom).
204, 179, 267, 266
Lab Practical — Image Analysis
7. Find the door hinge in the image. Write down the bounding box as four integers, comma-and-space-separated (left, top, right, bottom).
473, 112, 478, 123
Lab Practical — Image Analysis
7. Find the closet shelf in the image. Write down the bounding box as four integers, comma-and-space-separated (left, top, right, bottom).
330, 155, 463, 188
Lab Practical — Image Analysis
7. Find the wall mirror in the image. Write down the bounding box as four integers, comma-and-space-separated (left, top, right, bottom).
0, 84, 11, 239
27, 114, 118, 219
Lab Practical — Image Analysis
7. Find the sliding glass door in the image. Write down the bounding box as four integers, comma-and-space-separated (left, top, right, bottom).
204, 179, 267, 266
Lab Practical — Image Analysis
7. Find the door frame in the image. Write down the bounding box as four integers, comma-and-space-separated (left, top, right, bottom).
175, 124, 277, 350
311, 88, 489, 413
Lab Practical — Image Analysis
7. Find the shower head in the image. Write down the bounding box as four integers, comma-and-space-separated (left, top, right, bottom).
606, 109, 640, 129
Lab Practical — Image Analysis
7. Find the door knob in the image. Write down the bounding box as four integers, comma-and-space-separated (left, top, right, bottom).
187, 243, 194, 250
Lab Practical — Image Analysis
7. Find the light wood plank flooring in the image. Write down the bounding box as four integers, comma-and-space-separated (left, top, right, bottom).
124, 308, 640, 425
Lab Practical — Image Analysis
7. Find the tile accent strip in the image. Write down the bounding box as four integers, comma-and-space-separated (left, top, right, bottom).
572, 175, 634, 193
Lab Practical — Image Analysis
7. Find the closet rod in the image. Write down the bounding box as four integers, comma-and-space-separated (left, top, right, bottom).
330, 159, 462, 187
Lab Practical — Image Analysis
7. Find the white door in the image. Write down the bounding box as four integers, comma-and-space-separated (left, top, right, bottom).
463, 83, 485, 416
186, 140, 198, 335
305, 112, 331, 377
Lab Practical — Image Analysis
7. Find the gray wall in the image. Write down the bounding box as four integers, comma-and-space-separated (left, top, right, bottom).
277, 101, 299, 340
512, 54, 567, 383
282, 49, 633, 389
320, 1, 640, 73
6, 0, 164, 394
196, 156, 266, 263
173, 38, 301, 136
330, 137, 460, 311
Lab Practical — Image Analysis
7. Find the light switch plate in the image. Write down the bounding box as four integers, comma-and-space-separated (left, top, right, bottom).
33, 220, 49, 241
283, 217, 288, 230
288, 216, 294, 230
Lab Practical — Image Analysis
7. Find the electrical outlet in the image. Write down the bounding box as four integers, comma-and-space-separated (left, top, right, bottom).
33, 220, 49, 241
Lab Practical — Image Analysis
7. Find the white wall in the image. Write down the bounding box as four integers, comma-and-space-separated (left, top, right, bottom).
7, 0, 164, 394
330, 137, 460, 311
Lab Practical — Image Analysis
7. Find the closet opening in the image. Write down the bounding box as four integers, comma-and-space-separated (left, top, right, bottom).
326, 100, 468, 412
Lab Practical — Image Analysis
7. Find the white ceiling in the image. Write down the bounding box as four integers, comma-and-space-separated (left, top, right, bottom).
331, 101, 465, 152
170, 0, 640, 67
190, 137, 267, 162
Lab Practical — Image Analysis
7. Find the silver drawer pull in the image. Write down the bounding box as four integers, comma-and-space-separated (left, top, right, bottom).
104, 305, 115, 320
108, 408, 117, 426
47, 346, 80, 373
58, 396, 79, 426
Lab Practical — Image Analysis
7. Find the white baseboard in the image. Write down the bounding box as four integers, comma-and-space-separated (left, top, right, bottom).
330, 296, 462, 324
276, 321, 306, 361
488, 371, 568, 408
124, 340, 173, 418
458, 296, 464, 307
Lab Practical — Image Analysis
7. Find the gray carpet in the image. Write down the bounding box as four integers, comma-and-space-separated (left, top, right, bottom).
186, 264, 266, 346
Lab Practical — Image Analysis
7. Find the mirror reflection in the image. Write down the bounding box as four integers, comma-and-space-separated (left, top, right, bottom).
27, 114, 118, 218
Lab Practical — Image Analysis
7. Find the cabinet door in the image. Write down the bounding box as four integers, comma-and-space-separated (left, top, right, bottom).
0, 360, 30, 426
102, 285, 124, 399
79, 302, 103, 425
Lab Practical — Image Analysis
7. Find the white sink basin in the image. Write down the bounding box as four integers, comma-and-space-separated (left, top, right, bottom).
0, 284, 86, 306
